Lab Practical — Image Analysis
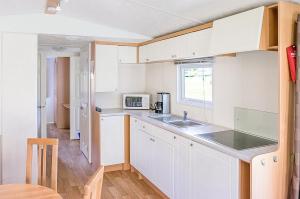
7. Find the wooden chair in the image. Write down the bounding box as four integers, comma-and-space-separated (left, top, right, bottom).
26, 138, 59, 191
83, 166, 105, 199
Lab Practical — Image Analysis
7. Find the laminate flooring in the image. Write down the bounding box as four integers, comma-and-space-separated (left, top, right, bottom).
47, 124, 162, 199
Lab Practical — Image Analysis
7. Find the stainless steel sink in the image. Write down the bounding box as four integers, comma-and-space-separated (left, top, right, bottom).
148, 115, 204, 128
168, 120, 204, 127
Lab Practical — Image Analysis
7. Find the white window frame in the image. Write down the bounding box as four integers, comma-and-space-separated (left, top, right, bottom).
177, 62, 213, 108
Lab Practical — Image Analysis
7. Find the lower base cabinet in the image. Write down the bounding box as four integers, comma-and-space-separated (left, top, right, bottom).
100, 115, 125, 166
190, 141, 239, 199
130, 117, 239, 199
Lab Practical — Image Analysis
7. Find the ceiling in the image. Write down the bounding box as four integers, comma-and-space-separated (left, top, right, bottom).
0, 0, 297, 38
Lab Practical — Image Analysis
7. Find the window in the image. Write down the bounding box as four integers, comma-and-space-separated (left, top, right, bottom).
177, 60, 213, 107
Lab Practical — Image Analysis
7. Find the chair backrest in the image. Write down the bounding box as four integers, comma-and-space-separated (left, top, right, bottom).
83, 166, 105, 199
26, 138, 59, 191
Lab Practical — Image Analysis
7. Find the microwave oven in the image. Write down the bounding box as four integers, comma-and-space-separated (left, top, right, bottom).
123, 94, 150, 110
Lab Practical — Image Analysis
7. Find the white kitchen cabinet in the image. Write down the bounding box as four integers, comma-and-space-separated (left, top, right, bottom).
1, 33, 38, 183
154, 130, 175, 198
131, 118, 239, 199
130, 117, 139, 168
174, 135, 191, 199
136, 129, 156, 182
190, 141, 239, 199
210, 6, 265, 55
187, 28, 212, 58
95, 44, 118, 92
100, 115, 124, 166
139, 28, 212, 63
118, 46, 137, 64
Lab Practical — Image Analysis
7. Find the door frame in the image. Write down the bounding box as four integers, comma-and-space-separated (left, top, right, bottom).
38, 48, 81, 139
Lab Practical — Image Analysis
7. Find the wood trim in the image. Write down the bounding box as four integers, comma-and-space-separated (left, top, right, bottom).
216, 53, 237, 57
139, 22, 213, 46
104, 164, 124, 172
45, 0, 59, 14
277, 2, 300, 199
239, 161, 250, 199
260, 4, 279, 50
131, 166, 169, 199
91, 42, 101, 167
94, 41, 139, 47
124, 115, 130, 170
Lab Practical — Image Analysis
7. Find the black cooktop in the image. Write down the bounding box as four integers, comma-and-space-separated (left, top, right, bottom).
197, 130, 277, 150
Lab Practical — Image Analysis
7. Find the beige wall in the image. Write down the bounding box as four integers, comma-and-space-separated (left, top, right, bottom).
145, 51, 279, 129
95, 63, 146, 108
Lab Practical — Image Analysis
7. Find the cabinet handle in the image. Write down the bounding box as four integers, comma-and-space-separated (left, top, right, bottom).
150, 138, 155, 142
173, 136, 176, 139
142, 125, 145, 129
190, 143, 193, 147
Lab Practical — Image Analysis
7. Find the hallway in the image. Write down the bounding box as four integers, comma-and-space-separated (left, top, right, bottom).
47, 124, 162, 199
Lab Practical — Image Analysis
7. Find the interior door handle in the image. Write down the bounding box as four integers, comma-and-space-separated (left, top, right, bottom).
37, 105, 46, 108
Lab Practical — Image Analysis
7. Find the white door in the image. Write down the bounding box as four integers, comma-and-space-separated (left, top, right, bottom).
130, 117, 139, 167
154, 136, 174, 198
136, 129, 155, 180
100, 116, 124, 165
80, 45, 91, 162
37, 53, 47, 138
70, 56, 80, 140
174, 135, 191, 199
190, 142, 239, 199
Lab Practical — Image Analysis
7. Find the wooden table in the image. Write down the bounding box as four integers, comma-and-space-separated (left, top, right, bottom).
0, 184, 62, 199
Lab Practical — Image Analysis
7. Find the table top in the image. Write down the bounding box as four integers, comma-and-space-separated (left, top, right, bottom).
0, 184, 62, 199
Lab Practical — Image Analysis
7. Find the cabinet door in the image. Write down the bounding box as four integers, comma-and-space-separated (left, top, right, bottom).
190, 142, 239, 199
153, 134, 174, 198
130, 117, 139, 167
95, 45, 118, 92
174, 135, 191, 199
118, 46, 137, 64
210, 6, 264, 55
100, 116, 124, 165
188, 28, 212, 59
136, 129, 155, 181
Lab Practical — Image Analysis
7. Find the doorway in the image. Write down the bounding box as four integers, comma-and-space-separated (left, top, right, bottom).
37, 42, 92, 163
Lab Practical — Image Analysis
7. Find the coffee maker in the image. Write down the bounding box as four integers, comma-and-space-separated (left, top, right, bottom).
155, 92, 170, 114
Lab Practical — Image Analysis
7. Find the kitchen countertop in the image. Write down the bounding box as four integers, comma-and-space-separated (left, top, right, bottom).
97, 108, 278, 163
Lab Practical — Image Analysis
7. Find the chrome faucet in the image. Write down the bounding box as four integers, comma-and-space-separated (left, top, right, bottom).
183, 111, 188, 120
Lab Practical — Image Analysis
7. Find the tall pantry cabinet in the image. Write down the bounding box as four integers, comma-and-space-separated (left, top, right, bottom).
0, 33, 38, 183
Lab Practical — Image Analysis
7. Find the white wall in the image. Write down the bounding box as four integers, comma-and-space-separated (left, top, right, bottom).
95, 63, 146, 108
1, 33, 38, 183
145, 51, 279, 129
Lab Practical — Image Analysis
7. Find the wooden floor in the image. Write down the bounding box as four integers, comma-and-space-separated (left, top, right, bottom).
47, 124, 162, 199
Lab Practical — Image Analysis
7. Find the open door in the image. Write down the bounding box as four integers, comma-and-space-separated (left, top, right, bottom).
37, 53, 47, 138
70, 56, 80, 140
80, 45, 92, 163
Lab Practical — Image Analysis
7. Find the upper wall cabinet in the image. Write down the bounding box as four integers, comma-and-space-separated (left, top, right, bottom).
95, 44, 119, 92
118, 46, 137, 64
139, 28, 212, 63
210, 7, 264, 55
209, 6, 276, 55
